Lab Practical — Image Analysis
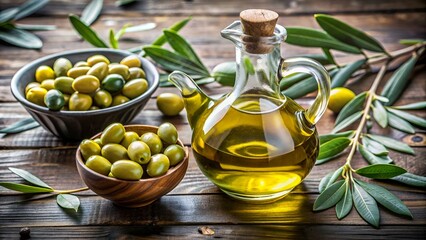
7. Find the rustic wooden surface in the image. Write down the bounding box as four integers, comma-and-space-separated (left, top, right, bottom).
0, 0, 425, 239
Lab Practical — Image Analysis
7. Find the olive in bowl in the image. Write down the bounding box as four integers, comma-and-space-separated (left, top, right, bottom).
76, 124, 189, 208
11, 49, 159, 140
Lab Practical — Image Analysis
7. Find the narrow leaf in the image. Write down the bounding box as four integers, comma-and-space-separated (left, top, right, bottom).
0, 27, 42, 49
280, 73, 310, 90
0, 182, 53, 193
319, 167, 344, 193
319, 130, 354, 144
331, 58, 367, 88
109, 29, 118, 49
115, 0, 136, 6
81, 0, 103, 26
336, 179, 353, 219
0, 118, 39, 134
69, 15, 109, 48
8, 167, 52, 189
374, 95, 389, 103
285, 27, 362, 54
294, 54, 336, 65
352, 181, 380, 228
399, 39, 425, 45
124, 23, 156, 33
392, 101, 426, 110
367, 134, 414, 155
151, 17, 192, 47
57, 194, 80, 212
15, 23, 56, 31
388, 112, 415, 134
195, 77, 215, 85
358, 144, 393, 165
335, 92, 367, 125
314, 180, 346, 211
14, 0, 49, 20
332, 111, 363, 133
315, 14, 386, 53
318, 137, 351, 160
387, 108, 426, 128
356, 179, 412, 218
0, 8, 19, 24
372, 100, 388, 128
361, 137, 388, 156
322, 48, 337, 65
391, 173, 426, 188
356, 164, 407, 179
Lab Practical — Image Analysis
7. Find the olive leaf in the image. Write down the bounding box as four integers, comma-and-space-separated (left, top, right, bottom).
352, 180, 380, 228
331, 58, 367, 88
391, 173, 426, 188
56, 194, 80, 212
358, 144, 393, 165
319, 130, 354, 144
319, 166, 344, 193
285, 27, 362, 54
332, 111, 363, 133
69, 15, 109, 48
387, 112, 415, 134
212, 62, 237, 86
315, 14, 386, 53
336, 179, 353, 219
295, 54, 336, 65
8, 167, 52, 189
124, 23, 156, 33
366, 134, 414, 155
115, 0, 136, 7
280, 72, 310, 90
0, 182, 53, 193
0, 27, 42, 49
322, 48, 337, 65
372, 100, 388, 128
399, 39, 426, 45
318, 137, 351, 160
0, 8, 19, 24
109, 29, 119, 49
15, 24, 56, 31
14, 0, 49, 21
0, 118, 40, 134
151, 17, 192, 47
392, 101, 426, 110
374, 95, 389, 103
81, 0, 103, 26
386, 108, 426, 128
335, 92, 367, 125
356, 179, 412, 218
313, 180, 346, 211
356, 164, 407, 179
361, 137, 388, 156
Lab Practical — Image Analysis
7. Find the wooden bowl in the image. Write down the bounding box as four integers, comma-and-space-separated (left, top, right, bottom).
76, 125, 189, 208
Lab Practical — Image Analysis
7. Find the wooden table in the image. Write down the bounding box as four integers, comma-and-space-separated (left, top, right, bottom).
1, 0, 425, 239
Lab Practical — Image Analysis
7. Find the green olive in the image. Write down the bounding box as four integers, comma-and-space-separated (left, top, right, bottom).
44, 89, 65, 111
85, 155, 111, 176
120, 55, 141, 68
72, 75, 100, 94
101, 143, 129, 163
74, 61, 89, 68
87, 62, 108, 81
120, 131, 140, 149
40, 79, 55, 90
127, 141, 151, 165
102, 74, 125, 93
147, 154, 170, 177
111, 94, 129, 106
93, 138, 103, 148
111, 160, 143, 180
156, 93, 184, 116
122, 78, 148, 99
35, 65, 55, 82
87, 55, 110, 67
157, 122, 178, 144
163, 144, 185, 166
100, 123, 125, 144
128, 67, 146, 80
67, 66, 90, 79
108, 64, 130, 80
26, 87, 47, 106
94, 89, 112, 108
53, 57, 72, 77
54, 76, 75, 94
79, 139, 101, 160
68, 92, 92, 111
140, 132, 163, 154
25, 82, 41, 94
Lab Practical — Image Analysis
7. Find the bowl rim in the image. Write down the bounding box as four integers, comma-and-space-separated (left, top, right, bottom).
76, 124, 189, 184
11, 48, 159, 116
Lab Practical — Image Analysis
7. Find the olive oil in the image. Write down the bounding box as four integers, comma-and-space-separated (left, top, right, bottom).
192, 94, 319, 202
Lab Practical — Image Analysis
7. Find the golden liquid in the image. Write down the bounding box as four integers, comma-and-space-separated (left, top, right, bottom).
192, 93, 319, 202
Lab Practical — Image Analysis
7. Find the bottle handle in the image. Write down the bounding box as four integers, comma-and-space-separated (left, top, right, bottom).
280, 57, 330, 126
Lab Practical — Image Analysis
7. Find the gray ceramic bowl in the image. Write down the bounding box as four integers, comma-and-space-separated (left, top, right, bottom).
11, 49, 159, 140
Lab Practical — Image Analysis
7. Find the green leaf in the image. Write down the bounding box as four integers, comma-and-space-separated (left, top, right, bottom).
15, 23, 56, 31
81, 0, 103, 26
315, 14, 386, 53
358, 144, 393, 165
332, 111, 363, 133
280, 72, 310, 90
0, 182, 53, 193
0, 118, 39, 134
331, 58, 367, 88
335, 92, 367, 125
285, 27, 362, 54
392, 101, 426, 110
319, 167, 344, 193
8, 167, 52, 189
124, 23, 156, 33
69, 14, 109, 48
387, 108, 426, 128
195, 77, 215, 85
361, 137, 388, 156
322, 48, 337, 65
56, 194, 80, 212
313, 180, 346, 211
114, 23, 131, 40
0, 8, 19, 24
294, 54, 336, 65
151, 17, 192, 47
372, 100, 388, 128
319, 130, 354, 144
391, 173, 426, 188
318, 137, 351, 160
14, 0, 49, 20
109, 29, 118, 49
374, 95, 389, 103
336, 179, 353, 219
399, 39, 426, 46
356, 164, 407, 179
387, 112, 415, 134
381, 55, 418, 106
0, 27, 42, 49
352, 181, 380, 228
163, 30, 207, 71
366, 135, 414, 155
356, 179, 412, 218
115, 0, 136, 6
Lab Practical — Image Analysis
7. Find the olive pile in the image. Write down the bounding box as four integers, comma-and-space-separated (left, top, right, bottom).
79, 123, 185, 180
25, 55, 149, 111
